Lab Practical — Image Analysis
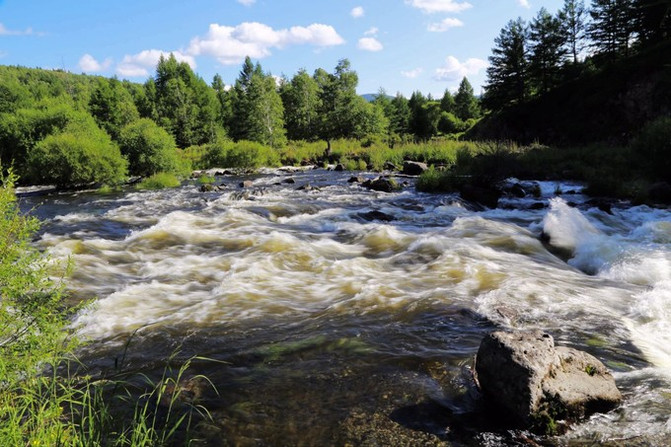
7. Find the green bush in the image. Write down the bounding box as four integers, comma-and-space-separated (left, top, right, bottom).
632, 115, 671, 182
136, 172, 181, 190
119, 118, 181, 177
202, 140, 280, 169
26, 115, 127, 187
0, 169, 78, 444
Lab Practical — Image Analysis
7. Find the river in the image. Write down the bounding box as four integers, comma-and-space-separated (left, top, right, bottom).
19, 168, 671, 446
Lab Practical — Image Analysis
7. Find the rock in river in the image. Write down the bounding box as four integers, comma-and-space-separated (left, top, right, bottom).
474, 330, 621, 434
402, 161, 428, 176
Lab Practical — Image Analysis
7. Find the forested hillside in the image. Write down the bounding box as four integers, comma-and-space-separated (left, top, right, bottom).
471, 0, 671, 146
0, 57, 481, 187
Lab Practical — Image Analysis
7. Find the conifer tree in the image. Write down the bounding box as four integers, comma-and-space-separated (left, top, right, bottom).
528, 8, 568, 94
483, 18, 528, 110
558, 0, 588, 64
454, 77, 480, 120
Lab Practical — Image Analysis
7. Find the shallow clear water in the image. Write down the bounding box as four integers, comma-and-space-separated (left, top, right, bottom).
19, 169, 671, 445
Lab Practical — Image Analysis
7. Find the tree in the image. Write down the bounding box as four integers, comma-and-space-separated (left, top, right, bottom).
528, 8, 568, 94
454, 77, 480, 120
89, 77, 140, 140
483, 18, 528, 110
280, 69, 321, 141
145, 54, 218, 148
230, 58, 286, 147
118, 118, 180, 177
390, 93, 411, 137
212, 74, 232, 131
408, 91, 441, 140
588, 0, 636, 62
559, 0, 588, 64
439, 88, 455, 113
632, 0, 671, 45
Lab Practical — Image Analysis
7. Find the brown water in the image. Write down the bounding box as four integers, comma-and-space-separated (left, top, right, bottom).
20, 168, 671, 445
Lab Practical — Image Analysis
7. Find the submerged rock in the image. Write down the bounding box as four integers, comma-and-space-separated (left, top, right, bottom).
362, 177, 399, 193
474, 330, 621, 434
459, 185, 501, 209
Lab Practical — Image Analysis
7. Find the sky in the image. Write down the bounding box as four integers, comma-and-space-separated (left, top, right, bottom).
0, 0, 567, 98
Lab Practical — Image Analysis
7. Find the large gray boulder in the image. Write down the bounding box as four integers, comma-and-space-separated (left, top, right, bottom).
402, 161, 428, 176
475, 330, 621, 434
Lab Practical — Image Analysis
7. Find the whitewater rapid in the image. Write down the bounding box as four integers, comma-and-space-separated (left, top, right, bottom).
20, 170, 671, 445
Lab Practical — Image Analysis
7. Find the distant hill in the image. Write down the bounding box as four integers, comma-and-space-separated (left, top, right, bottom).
468, 40, 671, 146
361, 93, 394, 102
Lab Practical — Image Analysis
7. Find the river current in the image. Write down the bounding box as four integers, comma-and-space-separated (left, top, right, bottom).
19, 168, 671, 445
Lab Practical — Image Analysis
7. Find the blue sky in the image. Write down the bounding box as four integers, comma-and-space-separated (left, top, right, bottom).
0, 0, 566, 97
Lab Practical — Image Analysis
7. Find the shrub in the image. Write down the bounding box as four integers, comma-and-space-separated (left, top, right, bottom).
0, 169, 78, 444
202, 140, 280, 169
26, 114, 127, 187
632, 115, 671, 182
136, 172, 181, 190
119, 118, 181, 177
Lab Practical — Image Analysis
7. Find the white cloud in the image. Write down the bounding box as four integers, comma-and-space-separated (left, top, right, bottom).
364, 27, 379, 36
237, 0, 256, 6
188, 22, 344, 65
351, 6, 365, 18
518, 0, 531, 8
78, 54, 112, 72
401, 68, 423, 78
405, 0, 472, 14
428, 17, 464, 32
0, 22, 44, 36
357, 37, 383, 52
116, 49, 196, 78
434, 55, 488, 81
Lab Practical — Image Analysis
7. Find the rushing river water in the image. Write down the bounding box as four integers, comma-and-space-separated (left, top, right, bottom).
19, 168, 671, 446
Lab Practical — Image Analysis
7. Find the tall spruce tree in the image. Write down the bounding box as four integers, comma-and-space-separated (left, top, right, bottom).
483, 18, 528, 110
528, 8, 568, 94
588, 0, 636, 62
559, 0, 588, 64
454, 77, 480, 120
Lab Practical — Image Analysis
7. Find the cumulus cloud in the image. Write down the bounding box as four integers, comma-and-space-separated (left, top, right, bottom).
518, 0, 531, 8
364, 27, 379, 36
428, 17, 464, 32
187, 22, 344, 65
357, 37, 383, 52
434, 55, 488, 81
78, 54, 112, 72
405, 0, 472, 14
401, 68, 424, 78
351, 6, 365, 18
237, 0, 255, 6
116, 49, 195, 78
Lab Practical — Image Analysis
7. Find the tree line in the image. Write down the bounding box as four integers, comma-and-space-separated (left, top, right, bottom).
0, 56, 481, 186
483, 0, 671, 110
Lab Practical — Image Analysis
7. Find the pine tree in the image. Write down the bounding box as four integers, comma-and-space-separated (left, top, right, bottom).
483, 18, 528, 110
588, 0, 636, 62
558, 0, 588, 64
439, 89, 455, 113
454, 77, 480, 120
528, 8, 568, 95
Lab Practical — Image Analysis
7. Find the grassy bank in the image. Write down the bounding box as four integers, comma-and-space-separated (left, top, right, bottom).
0, 171, 210, 445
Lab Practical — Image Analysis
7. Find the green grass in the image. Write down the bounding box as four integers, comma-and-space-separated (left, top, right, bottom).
0, 169, 215, 446
136, 172, 181, 190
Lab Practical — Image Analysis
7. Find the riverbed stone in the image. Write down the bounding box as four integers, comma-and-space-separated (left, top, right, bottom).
474, 330, 621, 433
402, 161, 428, 176
362, 177, 399, 193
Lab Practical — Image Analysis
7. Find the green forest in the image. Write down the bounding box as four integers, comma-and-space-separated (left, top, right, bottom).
0, 0, 671, 200
0, 0, 669, 198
